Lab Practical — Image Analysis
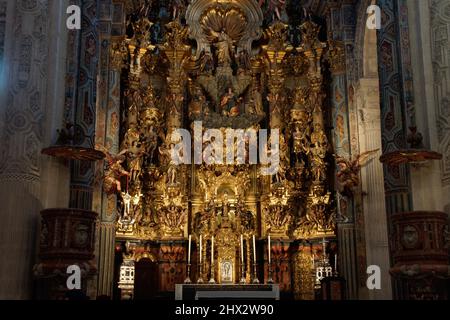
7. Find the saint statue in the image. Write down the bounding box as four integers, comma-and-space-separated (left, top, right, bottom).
121, 192, 132, 218
210, 30, 234, 67
220, 87, 240, 116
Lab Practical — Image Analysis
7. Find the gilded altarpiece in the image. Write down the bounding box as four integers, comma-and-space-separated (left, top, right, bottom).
103, 0, 342, 299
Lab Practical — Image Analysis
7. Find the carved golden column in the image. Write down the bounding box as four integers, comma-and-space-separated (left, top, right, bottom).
157, 21, 191, 239
262, 22, 292, 130
159, 21, 190, 131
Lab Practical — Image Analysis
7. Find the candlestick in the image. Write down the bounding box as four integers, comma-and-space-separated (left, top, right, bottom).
240, 235, 244, 264
334, 253, 338, 276
240, 235, 246, 284
184, 263, 192, 284
187, 235, 191, 265
252, 235, 259, 284
199, 235, 202, 265
267, 235, 273, 284
252, 262, 260, 284
197, 236, 203, 283
211, 236, 214, 265
252, 235, 256, 264
209, 236, 215, 283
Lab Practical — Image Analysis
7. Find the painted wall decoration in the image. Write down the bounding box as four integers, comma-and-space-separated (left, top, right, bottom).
0, 1, 6, 74
69, 0, 100, 210
377, 0, 411, 213
0, 0, 49, 183
431, 0, 450, 185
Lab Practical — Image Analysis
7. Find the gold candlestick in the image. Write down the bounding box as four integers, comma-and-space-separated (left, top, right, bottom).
197, 237, 203, 283
252, 263, 260, 284
184, 263, 192, 284
209, 236, 216, 283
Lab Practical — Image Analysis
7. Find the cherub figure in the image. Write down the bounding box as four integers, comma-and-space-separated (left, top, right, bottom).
97, 146, 131, 195
336, 149, 379, 197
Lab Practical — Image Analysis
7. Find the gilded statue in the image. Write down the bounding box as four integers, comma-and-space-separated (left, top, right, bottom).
161, 204, 187, 234
121, 192, 132, 218
132, 17, 153, 46
265, 203, 291, 231
209, 30, 234, 67
188, 83, 207, 118
143, 125, 160, 164
98, 146, 130, 195
198, 50, 215, 74
159, 142, 178, 185
236, 50, 251, 74
220, 87, 241, 116
250, 87, 264, 115
111, 41, 129, 70
293, 125, 309, 163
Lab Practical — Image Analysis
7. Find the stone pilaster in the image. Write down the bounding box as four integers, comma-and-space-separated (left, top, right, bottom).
0, 0, 70, 299
93, 1, 122, 298
356, 78, 392, 299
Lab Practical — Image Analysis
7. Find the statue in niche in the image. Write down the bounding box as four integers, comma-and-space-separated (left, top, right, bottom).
310, 118, 328, 159
310, 145, 327, 183
121, 191, 132, 218
128, 146, 144, 184
236, 197, 255, 232
221, 192, 230, 218
162, 204, 187, 231
250, 87, 264, 115
166, 92, 184, 115
199, 50, 215, 75
293, 124, 310, 165
220, 87, 242, 116
188, 84, 207, 118
273, 163, 287, 184
210, 30, 234, 67
132, 17, 153, 46
159, 142, 178, 185
279, 134, 290, 164
143, 125, 159, 164
236, 50, 251, 74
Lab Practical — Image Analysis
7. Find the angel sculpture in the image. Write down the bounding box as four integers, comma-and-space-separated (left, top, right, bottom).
336, 149, 379, 197
97, 146, 130, 195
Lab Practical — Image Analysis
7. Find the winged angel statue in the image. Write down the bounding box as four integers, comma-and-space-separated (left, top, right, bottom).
335, 149, 379, 197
